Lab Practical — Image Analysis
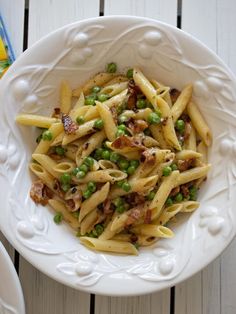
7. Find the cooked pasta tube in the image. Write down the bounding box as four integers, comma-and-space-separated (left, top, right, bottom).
80, 209, 99, 235
171, 84, 193, 123
60, 80, 72, 114
75, 169, 127, 184
184, 123, 196, 151
187, 101, 212, 146
80, 237, 138, 255
99, 212, 120, 240
131, 225, 174, 238
180, 201, 200, 213
96, 102, 117, 141
151, 79, 172, 107
157, 96, 181, 150
153, 204, 183, 225
73, 72, 116, 97
79, 182, 110, 222
34, 123, 63, 154
84, 89, 128, 120
75, 130, 106, 166
137, 235, 157, 246
32, 153, 59, 179
103, 75, 128, 86
197, 141, 208, 164
48, 199, 80, 230
53, 161, 76, 175
175, 164, 211, 186
150, 125, 170, 149
175, 150, 202, 160
16, 114, 59, 128
62, 119, 97, 145
99, 81, 128, 97
29, 163, 56, 191
150, 170, 179, 220
98, 160, 118, 169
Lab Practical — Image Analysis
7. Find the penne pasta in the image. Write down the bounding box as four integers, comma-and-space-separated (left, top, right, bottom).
60, 80, 72, 114
171, 84, 193, 123
16, 114, 59, 128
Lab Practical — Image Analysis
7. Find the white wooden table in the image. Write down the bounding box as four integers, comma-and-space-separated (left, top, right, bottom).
1, 1, 236, 313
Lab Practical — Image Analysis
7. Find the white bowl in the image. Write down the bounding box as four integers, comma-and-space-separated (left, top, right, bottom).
0, 16, 236, 296
0, 242, 25, 313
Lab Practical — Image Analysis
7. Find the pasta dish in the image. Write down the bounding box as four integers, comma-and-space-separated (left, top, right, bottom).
16, 64, 211, 255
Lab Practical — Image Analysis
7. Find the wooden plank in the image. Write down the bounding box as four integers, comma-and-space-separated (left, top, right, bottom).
0, 0, 25, 57
104, 0, 178, 26
28, 0, 100, 46
19, 1, 100, 313
95, 291, 170, 314
95, 1, 178, 312
176, 1, 236, 313
20, 258, 90, 314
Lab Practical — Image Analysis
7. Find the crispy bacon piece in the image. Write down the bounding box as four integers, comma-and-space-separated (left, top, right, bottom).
52, 107, 61, 118
111, 135, 146, 150
53, 179, 64, 198
124, 193, 145, 207
170, 186, 180, 197
127, 79, 141, 109
130, 233, 138, 243
170, 88, 180, 104
103, 199, 113, 215
126, 207, 142, 226
144, 209, 152, 224
140, 149, 156, 164
180, 184, 190, 198
30, 180, 52, 205
128, 119, 148, 134
65, 199, 76, 211
177, 158, 195, 172
61, 114, 78, 134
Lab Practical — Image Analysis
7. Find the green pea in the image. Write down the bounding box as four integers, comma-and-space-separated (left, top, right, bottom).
101, 149, 111, 160
127, 165, 136, 175
116, 129, 126, 137
118, 115, 128, 124
94, 119, 104, 129
84, 156, 94, 168
116, 205, 126, 213
175, 193, 183, 202
175, 119, 185, 133
83, 189, 92, 199
126, 68, 133, 79
85, 94, 97, 106
136, 99, 146, 109
94, 148, 103, 160
61, 183, 70, 192
42, 130, 53, 141
122, 181, 131, 192
118, 159, 129, 170
117, 180, 125, 188
165, 197, 173, 206
171, 163, 178, 171
55, 146, 65, 156
76, 116, 85, 125
54, 212, 63, 224
72, 167, 80, 176
87, 181, 96, 192
91, 86, 101, 93
162, 166, 172, 177
189, 186, 198, 201
95, 224, 104, 236
112, 197, 124, 207
147, 190, 156, 201
107, 62, 117, 73
98, 94, 109, 102
79, 164, 89, 173
110, 152, 120, 163
76, 170, 86, 179
147, 112, 161, 125
60, 173, 71, 185
118, 124, 127, 132
130, 160, 140, 168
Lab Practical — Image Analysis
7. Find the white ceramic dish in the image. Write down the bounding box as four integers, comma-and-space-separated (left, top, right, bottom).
0, 243, 25, 314
0, 16, 236, 296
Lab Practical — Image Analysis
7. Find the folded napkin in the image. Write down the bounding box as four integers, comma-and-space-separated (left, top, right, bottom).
0, 15, 15, 77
